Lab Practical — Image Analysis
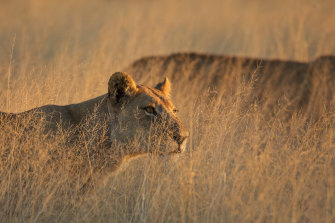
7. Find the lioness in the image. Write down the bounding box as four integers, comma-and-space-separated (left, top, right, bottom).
126, 52, 335, 118
0, 71, 189, 165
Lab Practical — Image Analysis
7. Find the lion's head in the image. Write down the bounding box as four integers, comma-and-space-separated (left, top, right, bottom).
107, 72, 189, 155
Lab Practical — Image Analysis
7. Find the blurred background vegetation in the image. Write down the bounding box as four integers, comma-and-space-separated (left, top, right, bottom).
1, 0, 335, 111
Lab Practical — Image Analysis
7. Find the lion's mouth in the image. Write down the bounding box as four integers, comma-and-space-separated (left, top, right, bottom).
170, 139, 187, 154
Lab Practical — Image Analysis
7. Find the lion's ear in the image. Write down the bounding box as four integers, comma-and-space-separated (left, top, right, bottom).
155, 77, 171, 97
108, 72, 138, 106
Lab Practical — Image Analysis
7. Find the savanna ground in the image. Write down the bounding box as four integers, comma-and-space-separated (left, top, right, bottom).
1, 0, 335, 222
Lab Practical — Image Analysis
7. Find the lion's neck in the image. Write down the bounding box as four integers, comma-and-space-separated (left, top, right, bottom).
67, 94, 110, 124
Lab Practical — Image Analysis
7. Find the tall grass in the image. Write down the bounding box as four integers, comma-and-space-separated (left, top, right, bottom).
0, 0, 335, 222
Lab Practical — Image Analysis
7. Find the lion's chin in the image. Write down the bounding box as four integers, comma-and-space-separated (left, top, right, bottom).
149, 138, 188, 156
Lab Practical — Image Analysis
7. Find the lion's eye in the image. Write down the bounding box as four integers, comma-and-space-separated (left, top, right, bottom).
145, 107, 154, 114
143, 106, 156, 116
173, 109, 179, 113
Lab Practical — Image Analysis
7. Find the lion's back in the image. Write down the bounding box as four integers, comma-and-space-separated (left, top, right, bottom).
125, 52, 335, 118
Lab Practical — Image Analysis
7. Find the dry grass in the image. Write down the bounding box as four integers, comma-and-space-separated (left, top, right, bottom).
0, 0, 335, 222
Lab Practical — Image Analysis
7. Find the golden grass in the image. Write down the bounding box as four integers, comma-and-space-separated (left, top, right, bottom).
0, 0, 335, 222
